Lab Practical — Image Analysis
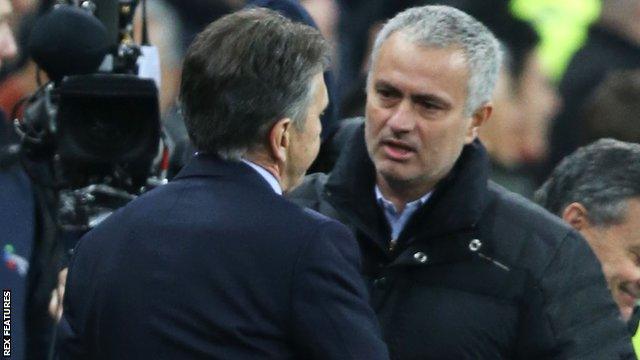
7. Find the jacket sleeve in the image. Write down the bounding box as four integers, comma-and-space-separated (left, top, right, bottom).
534, 231, 635, 359
290, 219, 390, 360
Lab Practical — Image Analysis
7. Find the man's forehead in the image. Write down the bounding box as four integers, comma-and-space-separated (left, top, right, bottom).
376, 32, 468, 72
372, 33, 469, 98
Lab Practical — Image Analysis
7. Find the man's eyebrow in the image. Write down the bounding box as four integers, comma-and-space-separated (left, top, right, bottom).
373, 80, 402, 95
412, 94, 450, 108
374, 80, 396, 89
374, 79, 452, 108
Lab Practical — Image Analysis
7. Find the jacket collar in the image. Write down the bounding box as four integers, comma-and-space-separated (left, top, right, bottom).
324, 121, 491, 247
174, 153, 278, 195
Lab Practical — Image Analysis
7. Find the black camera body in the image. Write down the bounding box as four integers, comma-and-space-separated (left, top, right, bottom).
15, 0, 162, 231
56, 74, 160, 189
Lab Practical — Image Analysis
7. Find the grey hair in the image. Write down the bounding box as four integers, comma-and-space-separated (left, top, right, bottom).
368, 5, 502, 115
535, 139, 640, 226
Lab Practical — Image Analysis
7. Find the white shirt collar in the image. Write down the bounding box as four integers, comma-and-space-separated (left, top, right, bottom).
241, 159, 283, 195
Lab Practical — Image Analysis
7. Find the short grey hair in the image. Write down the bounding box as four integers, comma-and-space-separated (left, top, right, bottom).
368, 5, 502, 115
535, 139, 640, 226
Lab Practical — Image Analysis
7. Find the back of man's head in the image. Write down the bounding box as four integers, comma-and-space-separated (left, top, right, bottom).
180, 8, 329, 160
535, 139, 640, 226
368, 5, 502, 115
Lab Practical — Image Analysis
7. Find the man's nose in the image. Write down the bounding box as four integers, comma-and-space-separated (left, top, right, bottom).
386, 100, 416, 134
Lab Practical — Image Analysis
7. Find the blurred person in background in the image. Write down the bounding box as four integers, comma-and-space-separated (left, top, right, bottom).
134, 0, 184, 117
477, 52, 530, 194
547, 0, 640, 178
0, 0, 16, 82
0, 10, 40, 126
133, 0, 192, 178
474, 3, 560, 198
300, 0, 339, 55
510, 0, 600, 81
515, 37, 560, 165
581, 69, 640, 144
536, 139, 640, 357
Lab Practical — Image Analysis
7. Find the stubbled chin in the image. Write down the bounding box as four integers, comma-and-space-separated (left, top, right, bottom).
376, 156, 404, 173
376, 161, 416, 184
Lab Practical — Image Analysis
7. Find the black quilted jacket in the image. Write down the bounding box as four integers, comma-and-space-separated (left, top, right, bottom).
289, 120, 633, 359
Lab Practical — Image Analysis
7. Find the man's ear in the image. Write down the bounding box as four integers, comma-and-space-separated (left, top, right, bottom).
268, 118, 292, 163
464, 103, 492, 144
561, 202, 591, 231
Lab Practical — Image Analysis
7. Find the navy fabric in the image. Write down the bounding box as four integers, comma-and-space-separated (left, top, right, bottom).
57, 154, 389, 359
0, 164, 35, 360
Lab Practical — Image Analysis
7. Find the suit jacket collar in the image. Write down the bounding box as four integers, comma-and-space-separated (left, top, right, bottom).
174, 153, 278, 195
324, 121, 492, 248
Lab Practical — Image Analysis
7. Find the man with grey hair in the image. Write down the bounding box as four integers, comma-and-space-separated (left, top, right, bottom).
290, 5, 633, 359
536, 139, 640, 323
57, 8, 389, 359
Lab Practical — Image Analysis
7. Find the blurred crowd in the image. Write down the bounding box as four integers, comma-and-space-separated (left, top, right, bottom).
3, 0, 640, 359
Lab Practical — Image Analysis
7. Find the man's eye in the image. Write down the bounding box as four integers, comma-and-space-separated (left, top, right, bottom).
419, 101, 440, 110
377, 88, 394, 98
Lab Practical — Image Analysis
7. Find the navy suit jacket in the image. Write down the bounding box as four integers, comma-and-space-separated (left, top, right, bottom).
57, 154, 388, 359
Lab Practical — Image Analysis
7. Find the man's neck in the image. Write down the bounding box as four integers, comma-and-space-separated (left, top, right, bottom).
243, 152, 283, 186
376, 173, 435, 213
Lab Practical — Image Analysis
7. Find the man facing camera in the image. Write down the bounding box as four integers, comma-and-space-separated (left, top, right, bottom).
289, 5, 633, 359
57, 8, 389, 360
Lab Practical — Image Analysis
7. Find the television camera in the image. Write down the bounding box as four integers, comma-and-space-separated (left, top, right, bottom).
10, 0, 165, 232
